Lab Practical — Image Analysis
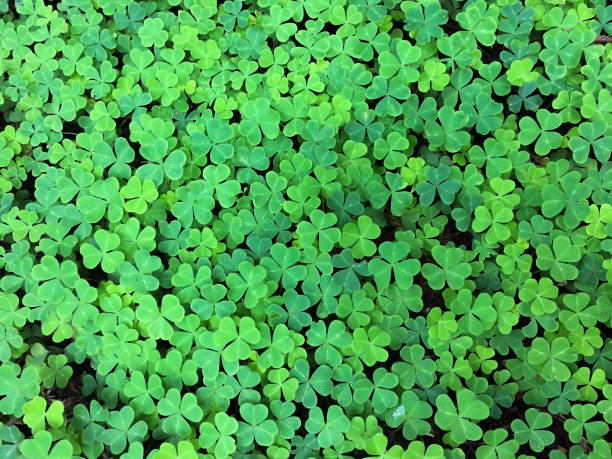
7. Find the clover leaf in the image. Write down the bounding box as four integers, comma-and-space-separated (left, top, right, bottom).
511, 408, 554, 453
422, 245, 471, 290
339, 215, 381, 259
305, 405, 350, 449
199, 412, 238, 458
19, 431, 73, 459
386, 391, 432, 440
518, 109, 563, 156
102, 406, 147, 455
80, 229, 125, 273
237, 403, 278, 447
434, 389, 490, 444
368, 241, 420, 290
158, 389, 203, 437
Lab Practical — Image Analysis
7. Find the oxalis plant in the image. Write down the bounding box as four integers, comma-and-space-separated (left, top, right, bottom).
0, 0, 611, 458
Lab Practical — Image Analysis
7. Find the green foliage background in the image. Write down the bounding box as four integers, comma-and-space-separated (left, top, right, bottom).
0, 0, 611, 458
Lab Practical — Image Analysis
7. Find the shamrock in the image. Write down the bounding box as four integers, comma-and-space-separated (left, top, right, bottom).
373, 131, 411, 170
541, 171, 591, 229
19, 431, 73, 459
31, 255, 79, 302
261, 243, 307, 289
291, 359, 333, 409
80, 229, 125, 273
226, 261, 269, 309
199, 412, 238, 458
305, 405, 350, 449
416, 164, 461, 206
450, 290, 497, 336
23, 397, 64, 433
137, 137, 186, 183
239, 98, 281, 145
434, 389, 490, 444
385, 391, 432, 440
417, 59, 450, 92
118, 250, 162, 294
90, 101, 120, 131
189, 117, 235, 164
154, 441, 198, 459
102, 406, 147, 455
92, 137, 135, 179
368, 241, 420, 290
476, 429, 519, 459
203, 164, 241, 208
138, 18, 168, 47
519, 277, 559, 317
123, 371, 165, 415
461, 92, 503, 135
214, 316, 261, 361
518, 109, 563, 156
569, 120, 612, 163
250, 171, 287, 214
472, 201, 513, 244
527, 337, 578, 382
402, 0, 447, 44
511, 409, 555, 452
76, 178, 124, 223
2, 0, 612, 456
422, 245, 471, 290
156, 348, 197, 392
351, 326, 390, 366
378, 40, 421, 82
144, 70, 180, 106
237, 403, 278, 447
507, 59, 539, 86
120, 176, 158, 214
336, 289, 373, 330
81, 27, 116, 61
158, 389, 203, 437
306, 320, 352, 367
535, 236, 581, 282
136, 294, 185, 341
559, 293, 599, 333
564, 404, 609, 444
456, 0, 498, 46
367, 172, 413, 216
297, 209, 341, 253
339, 215, 381, 259
172, 180, 215, 227
391, 344, 436, 389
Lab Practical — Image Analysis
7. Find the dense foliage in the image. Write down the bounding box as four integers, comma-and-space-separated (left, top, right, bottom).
1, 0, 612, 457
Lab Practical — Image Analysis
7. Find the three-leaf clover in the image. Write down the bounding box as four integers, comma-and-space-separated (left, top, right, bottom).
239, 98, 281, 145
23, 397, 64, 434
511, 408, 554, 452
214, 316, 261, 361
422, 245, 471, 290
402, 0, 448, 44
434, 389, 490, 444
199, 412, 238, 458
237, 403, 278, 447
385, 391, 433, 440
527, 337, 578, 382
368, 241, 420, 290
158, 389, 203, 437
305, 405, 350, 449
102, 406, 147, 455
518, 109, 563, 156
339, 215, 381, 258
80, 229, 125, 273
19, 431, 73, 459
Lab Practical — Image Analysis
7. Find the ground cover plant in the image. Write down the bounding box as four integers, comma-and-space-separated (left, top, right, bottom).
0, 0, 611, 457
